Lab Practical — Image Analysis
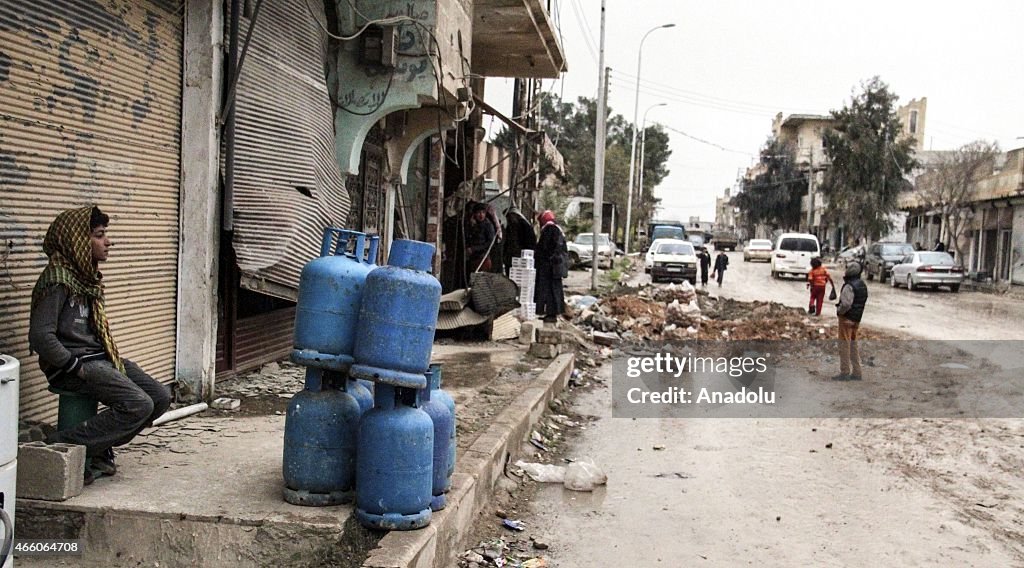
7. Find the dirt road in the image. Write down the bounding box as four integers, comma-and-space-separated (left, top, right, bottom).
625, 251, 1024, 341
466, 259, 1024, 567
511, 363, 1024, 567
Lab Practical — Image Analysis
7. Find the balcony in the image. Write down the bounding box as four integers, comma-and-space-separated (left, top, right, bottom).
472, 0, 566, 78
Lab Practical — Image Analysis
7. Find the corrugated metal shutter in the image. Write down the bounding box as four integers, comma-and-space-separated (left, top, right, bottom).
0, 0, 182, 422
233, 307, 295, 376
231, 0, 349, 298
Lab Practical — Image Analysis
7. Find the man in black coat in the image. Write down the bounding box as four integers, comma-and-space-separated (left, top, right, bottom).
711, 250, 729, 287
698, 249, 712, 286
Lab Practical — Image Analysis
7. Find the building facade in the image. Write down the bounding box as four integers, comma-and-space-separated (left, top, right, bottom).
0, 0, 565, 422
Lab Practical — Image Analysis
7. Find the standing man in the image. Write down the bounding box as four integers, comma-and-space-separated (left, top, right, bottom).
29, 206, 171, 484
711, 249, 729, 287
698, 248, 712, 287
466, 202, 496, 273
834, 261, 869, 381
933, 239, 945, 252
534, 210, 567, 323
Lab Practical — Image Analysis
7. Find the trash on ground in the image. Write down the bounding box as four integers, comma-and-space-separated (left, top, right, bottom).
502, 518, 526, 531
515, 461, 566, 483
563, 458, 608, 492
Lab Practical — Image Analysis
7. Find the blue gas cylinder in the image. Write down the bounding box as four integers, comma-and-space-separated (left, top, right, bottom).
429, 363, 456, 481
282, 369, 361, 506
346, 377, 373, 415
356, 378, 375, 398
292, 228, 379, 371
351, 240, 441, 389
419, 368, 454, 511
355, 384, 433, 530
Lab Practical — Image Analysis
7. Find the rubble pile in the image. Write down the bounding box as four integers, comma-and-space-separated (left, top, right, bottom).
568, 282, 878, 342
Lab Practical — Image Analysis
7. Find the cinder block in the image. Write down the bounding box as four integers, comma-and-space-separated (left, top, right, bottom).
536, 329, 566, 345
528, 342, 559, 359
519, 321, 538, 345
17, 442, 85, 501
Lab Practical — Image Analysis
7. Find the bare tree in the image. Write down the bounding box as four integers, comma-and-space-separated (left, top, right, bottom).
916, 140, 1000, 262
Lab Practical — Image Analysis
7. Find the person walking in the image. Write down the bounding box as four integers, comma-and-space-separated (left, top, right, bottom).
711, 249, 729, 287
806, 257, 835, 316
534, 210, 567, 323
29, 206, 171, 485
698, 249, 712, 287
834, 261, 869, 381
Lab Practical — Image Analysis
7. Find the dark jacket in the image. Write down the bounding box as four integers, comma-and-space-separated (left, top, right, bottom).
837, 276, 869, 323
29, 285, 105, 379
699, 251, 712, 270
536, 223, 567, 279
713, 253, 729, 273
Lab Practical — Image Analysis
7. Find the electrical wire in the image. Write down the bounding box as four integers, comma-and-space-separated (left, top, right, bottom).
658, 123, 754, 156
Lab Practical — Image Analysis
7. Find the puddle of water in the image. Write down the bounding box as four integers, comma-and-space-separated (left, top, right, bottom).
431, 350, 522, 388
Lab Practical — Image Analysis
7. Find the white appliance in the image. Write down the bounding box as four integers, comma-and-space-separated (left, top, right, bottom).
0, 354, 19, 568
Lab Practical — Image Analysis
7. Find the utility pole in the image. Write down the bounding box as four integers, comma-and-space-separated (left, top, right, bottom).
591, 0, 607, 292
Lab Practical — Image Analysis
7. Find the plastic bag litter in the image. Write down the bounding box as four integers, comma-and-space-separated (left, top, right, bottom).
563, 458, 607, 492
515, 460, 566, 483
568, 295, 600, 309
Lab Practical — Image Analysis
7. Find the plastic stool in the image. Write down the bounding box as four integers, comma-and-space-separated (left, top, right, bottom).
48, 386, 99, 432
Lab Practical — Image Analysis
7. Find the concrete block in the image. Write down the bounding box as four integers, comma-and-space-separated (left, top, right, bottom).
591, 330, 621, 346
536, 329, 565, 345
518, 320, 538, 345
17, 442, 85, 501
528, 343, 559, 359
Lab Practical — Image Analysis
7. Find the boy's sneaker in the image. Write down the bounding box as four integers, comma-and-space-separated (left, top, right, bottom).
91, 448, 117, 476
83, 466, 95, 486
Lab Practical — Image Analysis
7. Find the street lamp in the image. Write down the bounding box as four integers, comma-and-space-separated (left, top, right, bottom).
624, 23, 675, 255
636, 102, 667, 235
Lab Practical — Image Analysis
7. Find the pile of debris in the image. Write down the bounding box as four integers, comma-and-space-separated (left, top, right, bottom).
458, 537, 549, 568
568, 281, 872, 342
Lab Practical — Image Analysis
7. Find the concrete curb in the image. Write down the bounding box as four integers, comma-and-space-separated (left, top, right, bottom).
361, 352, 575, 568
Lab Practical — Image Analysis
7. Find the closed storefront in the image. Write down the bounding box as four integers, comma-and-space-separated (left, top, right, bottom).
0, 0, 183, 422
215, 0, 349, 377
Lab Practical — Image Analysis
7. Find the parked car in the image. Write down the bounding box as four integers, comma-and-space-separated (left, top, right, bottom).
889, 251, 963, 292
566, 232, 614, 269
649, 240, 698, 284
864, 242, 915, 282
644, 237, 685, 272
711, 230, 739, 251
770, 233, 820, 278
743, 239, 773, 262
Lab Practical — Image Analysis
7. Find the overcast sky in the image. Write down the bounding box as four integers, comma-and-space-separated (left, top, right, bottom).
484, 0, 1024, 223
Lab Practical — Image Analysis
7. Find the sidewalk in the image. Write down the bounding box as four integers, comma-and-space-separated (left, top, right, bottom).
15, 341, 575, 568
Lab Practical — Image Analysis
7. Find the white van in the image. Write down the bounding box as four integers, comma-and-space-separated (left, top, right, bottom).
770, 233, 820, 278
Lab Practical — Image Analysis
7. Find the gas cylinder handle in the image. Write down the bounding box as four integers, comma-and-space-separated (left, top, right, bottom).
366, 236, 380, 265
320, 227, 350, 257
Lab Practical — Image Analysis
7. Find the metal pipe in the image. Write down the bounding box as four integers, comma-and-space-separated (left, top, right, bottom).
624, 23, 674, 256
223, 0, 242, 232
151, 403, 210, 427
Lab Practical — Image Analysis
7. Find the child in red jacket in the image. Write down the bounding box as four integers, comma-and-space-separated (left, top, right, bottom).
806, 258, 834, 316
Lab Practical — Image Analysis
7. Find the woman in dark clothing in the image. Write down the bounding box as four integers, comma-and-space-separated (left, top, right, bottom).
534, 210, 567, 322
503, 207, 537, 275
698, 249, 712, 286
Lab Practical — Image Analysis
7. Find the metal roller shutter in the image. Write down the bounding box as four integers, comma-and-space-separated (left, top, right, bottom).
231, 0, 350, 299
0, 0, 183, 423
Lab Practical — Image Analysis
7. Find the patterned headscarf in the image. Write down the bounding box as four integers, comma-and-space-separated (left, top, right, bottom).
31, 206, 124, 373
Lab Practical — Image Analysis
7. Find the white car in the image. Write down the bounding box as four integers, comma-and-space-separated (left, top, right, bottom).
567, 233, 614, 269
645, 237, 686, 273
743, 239, 773, 262
889, 251, 964, 292
649, 241, 698, 284
770, 233, 820, 278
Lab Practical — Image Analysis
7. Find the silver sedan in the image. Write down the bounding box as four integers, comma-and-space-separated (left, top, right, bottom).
889, 251, 964, 292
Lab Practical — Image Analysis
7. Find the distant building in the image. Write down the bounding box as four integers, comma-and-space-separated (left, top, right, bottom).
715, 187, 736, 230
